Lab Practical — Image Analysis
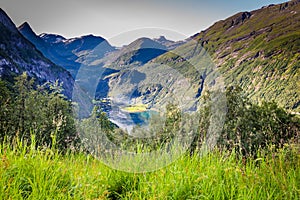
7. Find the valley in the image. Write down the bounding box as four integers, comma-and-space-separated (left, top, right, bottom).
0, 0, 299, 199
15, 1, 300, 121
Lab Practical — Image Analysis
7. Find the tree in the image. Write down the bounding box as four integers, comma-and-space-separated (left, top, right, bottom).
0, 80, 12, 140
13, 72, 34, 140
190, 86, 300, 157
190, 91, 211, 155
218, 86, 300, 156
0, 73, 79, 151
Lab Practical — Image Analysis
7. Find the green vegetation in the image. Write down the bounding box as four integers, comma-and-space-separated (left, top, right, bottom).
0, 73, 79, 151
1, 73, 299, 156
121, 104, 148, 113
154, 0, 300, 112
0, 140, 299, 199
0, 67, 299, 199
187, 86, 300, 157
1, 1, 299, 198
218, 86, 300, 156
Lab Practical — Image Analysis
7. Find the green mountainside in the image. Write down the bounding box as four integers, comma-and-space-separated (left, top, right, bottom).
155, 0, 300, 112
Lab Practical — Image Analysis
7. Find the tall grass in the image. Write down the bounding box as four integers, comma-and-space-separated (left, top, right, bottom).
0, 139, 299, 199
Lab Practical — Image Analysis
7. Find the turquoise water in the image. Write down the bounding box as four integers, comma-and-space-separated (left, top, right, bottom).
129, 110, 159, 125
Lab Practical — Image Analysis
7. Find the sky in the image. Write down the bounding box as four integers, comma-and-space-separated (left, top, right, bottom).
1, 0, 288, 46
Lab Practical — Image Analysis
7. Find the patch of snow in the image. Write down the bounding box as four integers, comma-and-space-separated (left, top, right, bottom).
0, 58, 10, 65
55, 37, 63, 43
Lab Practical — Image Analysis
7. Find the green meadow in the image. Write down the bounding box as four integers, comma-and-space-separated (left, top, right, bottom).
0, 140, 299, 199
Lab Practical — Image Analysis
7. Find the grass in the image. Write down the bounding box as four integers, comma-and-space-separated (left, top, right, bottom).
122, 104, 148, 113
0, 140, 299, 199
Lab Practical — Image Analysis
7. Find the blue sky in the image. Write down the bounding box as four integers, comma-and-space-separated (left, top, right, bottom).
2, 0, 288, 46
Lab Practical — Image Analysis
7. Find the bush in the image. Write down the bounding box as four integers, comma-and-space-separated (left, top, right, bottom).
216, 86, 299, 156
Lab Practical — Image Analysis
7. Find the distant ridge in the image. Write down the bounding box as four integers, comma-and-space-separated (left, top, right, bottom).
19, 23, 116, 76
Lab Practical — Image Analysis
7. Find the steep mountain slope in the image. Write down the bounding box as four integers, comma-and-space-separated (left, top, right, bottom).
0, 8, 74, 98
18, 23, 80, 76
19, 23, 116, 76
155, 0, 300, 111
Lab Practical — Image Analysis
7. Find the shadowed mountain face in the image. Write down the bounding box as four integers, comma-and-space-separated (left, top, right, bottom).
19, 23, 116, 77
0, 8, 74, 98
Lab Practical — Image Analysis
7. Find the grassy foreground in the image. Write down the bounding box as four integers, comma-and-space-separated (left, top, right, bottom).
0, 142, 299, 200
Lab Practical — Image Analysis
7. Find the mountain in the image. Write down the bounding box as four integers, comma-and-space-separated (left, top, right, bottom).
154, 0, 300, 112
106, 37, 168, 68
7, 0, 299, 117
18, 22, 50, 53
92, 1, 300, 116
18, 23, 187, 113
98, 0, 300, 124
18, 22, 80, 77
19, 23, 116, 76
39, 33, 66, 44
0, 8, 74, 98
90, 34, 207, 117
153, 36, 185, 50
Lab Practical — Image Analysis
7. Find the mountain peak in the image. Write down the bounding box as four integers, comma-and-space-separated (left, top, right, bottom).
18, 22, 30, 29
79, 34, 105, 43
0, 8, 18, 33
158, 35, 167, 40
154, 36, 171, 42
18, 22, 35, 35
130, 37, 166, 50
153, 35, 184, 50
81, 34, 102, 39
